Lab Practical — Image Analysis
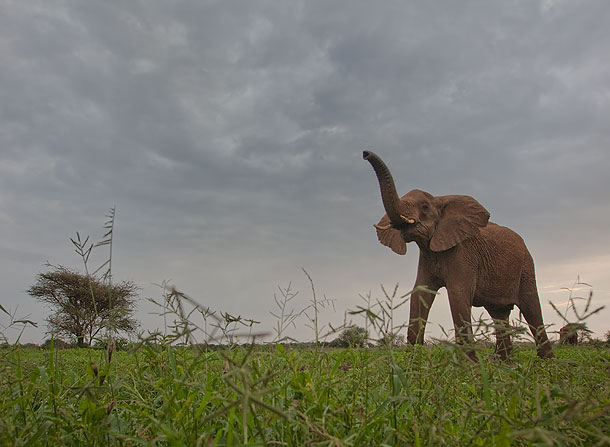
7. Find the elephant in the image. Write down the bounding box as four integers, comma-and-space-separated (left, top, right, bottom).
363, 150, 554, 360
559, 323, 584, 345
559, 325, 578, 345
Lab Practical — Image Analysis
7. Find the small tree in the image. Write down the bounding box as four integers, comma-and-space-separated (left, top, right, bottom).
333, 326, 368, 348
28, 264, 139, 347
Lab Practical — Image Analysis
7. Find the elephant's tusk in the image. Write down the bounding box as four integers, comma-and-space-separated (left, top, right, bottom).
375, 217, 414, 230
374, 223, 393, 231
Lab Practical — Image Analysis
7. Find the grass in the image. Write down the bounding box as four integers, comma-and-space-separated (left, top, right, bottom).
1, 343, 609, 446
3, 212, 608, 446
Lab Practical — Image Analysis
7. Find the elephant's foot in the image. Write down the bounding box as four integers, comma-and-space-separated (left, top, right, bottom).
454, 343, 477, 362
494, 341, 513, 361
494, 348, 512, 361
537, 348, 555, 359
466, 349, 478, 362
536, 339, 555, 359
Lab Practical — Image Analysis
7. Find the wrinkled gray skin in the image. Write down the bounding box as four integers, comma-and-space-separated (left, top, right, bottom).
363, 151, 554, 360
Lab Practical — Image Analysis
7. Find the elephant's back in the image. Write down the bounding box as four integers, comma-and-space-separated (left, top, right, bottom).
481, 222, 526, 244
479, 222, 529, 268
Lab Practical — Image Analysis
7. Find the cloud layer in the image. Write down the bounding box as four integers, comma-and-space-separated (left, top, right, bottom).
2, 0, 609, 343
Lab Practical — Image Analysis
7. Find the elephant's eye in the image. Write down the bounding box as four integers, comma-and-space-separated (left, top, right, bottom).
421, 203, 429, 212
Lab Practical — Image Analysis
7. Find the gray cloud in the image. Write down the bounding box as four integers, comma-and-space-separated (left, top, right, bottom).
1, 0, 609, 343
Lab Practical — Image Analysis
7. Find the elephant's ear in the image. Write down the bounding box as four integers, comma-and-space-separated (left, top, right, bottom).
375, 214, 407, 255
429, 195, 490, 252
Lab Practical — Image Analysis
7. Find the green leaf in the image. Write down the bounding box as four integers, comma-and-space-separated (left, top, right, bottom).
14, 319, 38, 327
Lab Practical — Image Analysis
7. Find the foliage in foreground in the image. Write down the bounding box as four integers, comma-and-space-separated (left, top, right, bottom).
1, 343, 608, 447
4, 210, 608, 445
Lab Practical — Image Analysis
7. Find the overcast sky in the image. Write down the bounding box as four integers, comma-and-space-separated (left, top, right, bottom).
2, 0, 609, 345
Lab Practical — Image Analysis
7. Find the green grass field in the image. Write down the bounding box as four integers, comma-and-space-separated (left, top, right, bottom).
1, 343, 608, 446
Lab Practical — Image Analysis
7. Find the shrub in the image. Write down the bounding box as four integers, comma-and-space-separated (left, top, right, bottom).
331, 326, 368, 347
41, 338, 73, 349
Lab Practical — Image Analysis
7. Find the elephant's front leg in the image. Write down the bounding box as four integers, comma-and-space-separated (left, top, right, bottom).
407, 286, 439, 344
407, 264, 441, 345
447, 285, 477, 361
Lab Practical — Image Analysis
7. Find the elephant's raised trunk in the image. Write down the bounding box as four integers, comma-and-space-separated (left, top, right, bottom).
363, 150, 404, 225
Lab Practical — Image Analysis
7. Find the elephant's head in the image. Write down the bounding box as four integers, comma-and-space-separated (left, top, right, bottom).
363, 150, 490, 254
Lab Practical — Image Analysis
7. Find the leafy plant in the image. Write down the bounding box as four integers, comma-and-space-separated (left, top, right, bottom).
270, 282, 301, 342
302, 268, 336, 345
332, 325, 369, 347
0, 304, 38, 345
550, 277, 605, 330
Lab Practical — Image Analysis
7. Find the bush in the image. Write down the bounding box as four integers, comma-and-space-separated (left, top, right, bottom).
93, 337, 130, 351
331, 326, 368, 348
41, 338, 73, 349
376, 332, 406, 347
560, 323, 592, 345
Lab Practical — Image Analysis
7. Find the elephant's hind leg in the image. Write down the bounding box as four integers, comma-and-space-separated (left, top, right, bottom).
518, 270, 555, 359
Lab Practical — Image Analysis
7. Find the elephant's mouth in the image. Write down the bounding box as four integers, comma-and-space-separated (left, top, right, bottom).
374, 215, 417, 231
